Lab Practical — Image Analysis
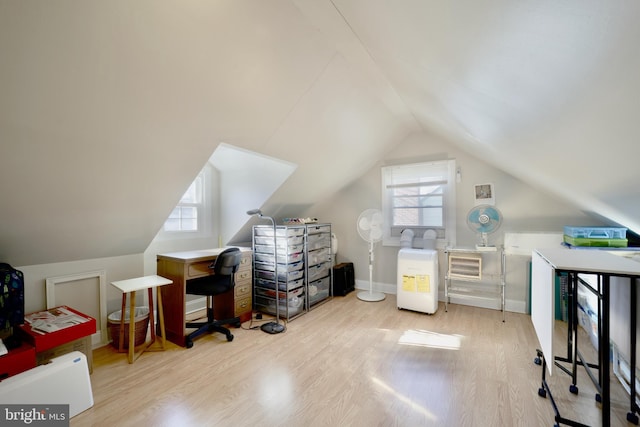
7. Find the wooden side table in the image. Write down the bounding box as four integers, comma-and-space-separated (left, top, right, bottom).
110, 275, 172, 363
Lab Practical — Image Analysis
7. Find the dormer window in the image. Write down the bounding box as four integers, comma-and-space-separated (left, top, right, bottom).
164, 173, 204, 232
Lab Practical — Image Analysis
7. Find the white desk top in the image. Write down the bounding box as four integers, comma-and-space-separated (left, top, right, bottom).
111, 275, 173, 293
156, 247, 251, 263
534, 247, 640, 276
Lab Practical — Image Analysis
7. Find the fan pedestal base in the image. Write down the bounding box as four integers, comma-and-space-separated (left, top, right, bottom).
357, 290, 386, 302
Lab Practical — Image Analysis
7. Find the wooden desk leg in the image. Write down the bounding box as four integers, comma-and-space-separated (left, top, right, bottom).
118, 293, 127, 352
157, 286, 166, 349
147, 287, 156, 343
128, 290, 136, 364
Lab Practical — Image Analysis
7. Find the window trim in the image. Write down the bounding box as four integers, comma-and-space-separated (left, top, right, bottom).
381, 159, 456, 248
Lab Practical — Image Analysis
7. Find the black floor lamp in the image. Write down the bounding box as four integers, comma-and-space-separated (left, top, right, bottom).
247, 209, 285, 334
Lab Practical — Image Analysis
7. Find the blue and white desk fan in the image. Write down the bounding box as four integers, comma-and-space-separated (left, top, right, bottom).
467, 205, 502, 250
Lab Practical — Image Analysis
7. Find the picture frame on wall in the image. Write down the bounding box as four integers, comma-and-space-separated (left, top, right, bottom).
474, 183, 495, 205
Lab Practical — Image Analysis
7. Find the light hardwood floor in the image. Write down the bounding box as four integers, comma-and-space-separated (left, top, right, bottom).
72, 293, 630, 426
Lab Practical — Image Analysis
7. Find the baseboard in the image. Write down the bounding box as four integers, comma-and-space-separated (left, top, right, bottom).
355, 280, 526, 314
186, 297, 207, 315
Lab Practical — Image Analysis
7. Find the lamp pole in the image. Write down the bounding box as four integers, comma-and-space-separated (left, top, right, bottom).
247, 209, 285, 334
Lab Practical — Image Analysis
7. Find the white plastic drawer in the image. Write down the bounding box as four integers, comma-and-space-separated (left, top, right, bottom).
254, 244, 304, 255
254, 226, 305, 238
255, 268, 304, 283
255, 277, 304, 292
254, 251, 303, 264
307, 224, 331, 235
254, 260, 304, 273
254, 235, 304, 246
307, 261, 330, 282
307, 247, 330, 266
308, 276, 330, 305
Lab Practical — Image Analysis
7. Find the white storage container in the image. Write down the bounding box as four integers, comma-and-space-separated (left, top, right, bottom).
307, 247, 330, 265
397, 248, 439, 314
308, 261, 330, 282
255, 226, 305, 237
254, 251, 303, 264
256, 295, 305, 318
255, 277, 304, 292
308, 276, 330, 305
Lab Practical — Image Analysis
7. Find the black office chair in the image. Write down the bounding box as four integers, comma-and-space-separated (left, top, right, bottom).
185, 247, 242, 348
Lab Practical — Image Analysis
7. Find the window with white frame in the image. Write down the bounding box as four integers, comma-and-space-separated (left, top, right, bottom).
381, 159, 456, 247
164, 173, 204, 232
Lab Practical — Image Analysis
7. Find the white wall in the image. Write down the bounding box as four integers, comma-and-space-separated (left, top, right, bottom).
308, 131, 600, 313
18, 254, 142, 316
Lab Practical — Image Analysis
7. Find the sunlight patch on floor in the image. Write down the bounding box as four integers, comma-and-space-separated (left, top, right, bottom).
397, 329, 463, 350
372, 376, 437, 422
257, 366, 294, 418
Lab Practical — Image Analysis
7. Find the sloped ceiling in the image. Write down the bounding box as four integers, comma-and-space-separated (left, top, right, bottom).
1, 0, 638, 266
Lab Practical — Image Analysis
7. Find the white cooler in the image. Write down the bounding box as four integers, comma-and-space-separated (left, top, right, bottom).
397, 248, 439, 314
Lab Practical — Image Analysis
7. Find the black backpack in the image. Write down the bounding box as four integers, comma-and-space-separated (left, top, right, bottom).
0, 263, 25, 334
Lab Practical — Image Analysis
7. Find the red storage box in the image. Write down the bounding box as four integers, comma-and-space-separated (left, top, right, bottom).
0, 342, 36, 379
18, 306, 96, 352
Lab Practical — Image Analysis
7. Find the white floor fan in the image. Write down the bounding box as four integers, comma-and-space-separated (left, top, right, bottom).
356, 209, 386, 302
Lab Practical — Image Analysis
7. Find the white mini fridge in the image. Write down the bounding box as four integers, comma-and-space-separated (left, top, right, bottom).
397, 248, 439, 314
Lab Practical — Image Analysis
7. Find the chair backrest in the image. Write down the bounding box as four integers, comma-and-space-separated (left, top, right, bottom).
212, 248, 242, 277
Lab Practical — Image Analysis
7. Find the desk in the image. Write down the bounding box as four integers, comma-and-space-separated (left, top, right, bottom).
110, 275, 172, 363
531, 248, 640, 427
156, 248, 252, 347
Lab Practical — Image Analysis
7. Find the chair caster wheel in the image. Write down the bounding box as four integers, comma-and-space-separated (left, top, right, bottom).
627, 412, 639, 424
185, 339, 193, 349
569, 384, 578, 394
534, 357, 541, 365
538, 387, 546, 398
226, 334, 234, 342
595, 393, 602, 403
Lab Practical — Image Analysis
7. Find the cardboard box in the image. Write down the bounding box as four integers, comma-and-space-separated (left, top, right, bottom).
36, 336, 92, 373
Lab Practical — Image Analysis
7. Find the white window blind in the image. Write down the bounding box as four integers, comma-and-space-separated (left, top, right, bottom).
382, 160, 456, 246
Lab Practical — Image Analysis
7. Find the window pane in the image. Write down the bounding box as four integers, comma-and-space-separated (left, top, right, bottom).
180, 218, 198, 231
420, 207, 443, 226
393, 208, 418, 226
393, 195, 420, 208
179, 206, 197, 219
164, 218, 180, 231
420, 195, 443, 207
163, 172, 205, 233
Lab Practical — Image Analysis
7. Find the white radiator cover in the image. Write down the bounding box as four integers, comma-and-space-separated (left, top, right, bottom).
0, 351, 93, 418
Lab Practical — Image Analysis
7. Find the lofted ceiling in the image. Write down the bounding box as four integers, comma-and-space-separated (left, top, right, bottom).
1, 0, 639, 266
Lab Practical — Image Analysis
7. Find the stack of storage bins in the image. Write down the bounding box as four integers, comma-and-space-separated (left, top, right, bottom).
563, 226, 628, 248
253, 225, 306, 320
306, 224, 332, 309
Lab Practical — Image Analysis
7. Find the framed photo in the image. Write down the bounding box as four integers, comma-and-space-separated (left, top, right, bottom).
474, 183, 495, 205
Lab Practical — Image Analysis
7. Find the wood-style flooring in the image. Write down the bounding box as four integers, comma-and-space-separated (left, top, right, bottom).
72, 293, 631, 426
